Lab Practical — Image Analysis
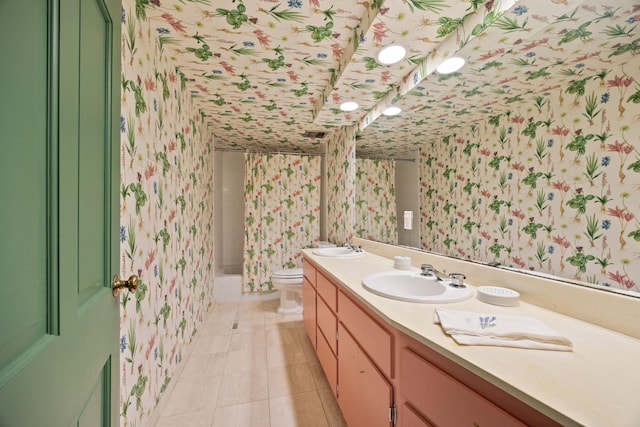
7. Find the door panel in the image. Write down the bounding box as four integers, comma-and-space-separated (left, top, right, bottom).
0, 0, 121, 425
78, 0, 109, 305
0, 0, 51, 377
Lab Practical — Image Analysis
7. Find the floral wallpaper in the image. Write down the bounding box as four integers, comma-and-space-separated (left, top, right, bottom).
327, 125, 357, 245
242, 152, 321, 291
119, 1, 215, 425
419, 62, 640, 294
356, 158, 398, 244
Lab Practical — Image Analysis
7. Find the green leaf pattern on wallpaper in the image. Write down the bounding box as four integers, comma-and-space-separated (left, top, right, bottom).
243, 152, 321, 291
419, 62, 640, 293
119, 4, 214, 425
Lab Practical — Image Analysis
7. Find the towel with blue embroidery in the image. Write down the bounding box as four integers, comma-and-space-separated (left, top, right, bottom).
434, 308, 573, 351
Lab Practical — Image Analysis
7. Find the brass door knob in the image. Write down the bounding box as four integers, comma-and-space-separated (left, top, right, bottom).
112, 274, 139, 297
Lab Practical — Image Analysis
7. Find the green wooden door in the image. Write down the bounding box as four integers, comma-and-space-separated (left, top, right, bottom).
0, 0, 121, 425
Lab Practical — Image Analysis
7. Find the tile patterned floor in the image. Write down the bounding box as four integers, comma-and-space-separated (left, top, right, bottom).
151, 298, 347, 427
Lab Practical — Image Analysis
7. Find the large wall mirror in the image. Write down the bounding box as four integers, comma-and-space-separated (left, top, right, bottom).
355, 0, 640, 299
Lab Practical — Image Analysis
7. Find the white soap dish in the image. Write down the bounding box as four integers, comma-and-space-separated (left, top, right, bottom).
477, 286, 520, 307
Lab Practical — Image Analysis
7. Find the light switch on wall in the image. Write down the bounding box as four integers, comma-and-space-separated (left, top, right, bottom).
403, 211, 413, 230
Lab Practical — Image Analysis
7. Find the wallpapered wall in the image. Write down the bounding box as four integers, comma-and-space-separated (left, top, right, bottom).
243, 153, 321, 291
119, 2, 215, 425
356, 158, 398, 244
327, 125, 357, 245
419, 58, 640, 295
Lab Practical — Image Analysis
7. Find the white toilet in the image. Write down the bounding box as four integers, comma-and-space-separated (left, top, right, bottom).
271, 268, 304, 314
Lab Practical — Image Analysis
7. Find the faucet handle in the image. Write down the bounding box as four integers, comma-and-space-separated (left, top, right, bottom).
448, 273, 466, 288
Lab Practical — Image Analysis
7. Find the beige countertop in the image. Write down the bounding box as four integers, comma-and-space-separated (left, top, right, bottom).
303, 247, 640, 427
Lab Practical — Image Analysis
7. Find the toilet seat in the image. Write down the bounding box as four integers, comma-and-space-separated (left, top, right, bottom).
272, 268, 303, 279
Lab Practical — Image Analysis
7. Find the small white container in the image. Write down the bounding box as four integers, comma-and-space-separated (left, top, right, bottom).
394, 256, 412, 270
477, 286, 520, 307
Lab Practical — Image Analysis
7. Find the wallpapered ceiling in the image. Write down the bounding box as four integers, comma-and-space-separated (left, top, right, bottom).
130, 0, 519, 153
119, 1, 215, 425
243, 153, 321, 290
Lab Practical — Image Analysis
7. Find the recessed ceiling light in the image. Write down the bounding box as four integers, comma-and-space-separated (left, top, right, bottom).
382, 106, 401, 116
339, 101, 359, 112
436, 56, 465, 74
377, 44, 407, 65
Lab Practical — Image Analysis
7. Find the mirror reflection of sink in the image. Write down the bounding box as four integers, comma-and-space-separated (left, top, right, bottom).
362, 271, 472, 303
312, 247, 366, 257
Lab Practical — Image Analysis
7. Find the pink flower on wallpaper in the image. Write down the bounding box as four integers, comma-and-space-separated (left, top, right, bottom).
511, 209, 526, 220
607, 140, 634, 154
220, 61, 236, 75
287, 70, 299, 83
551, 125, 570, 137
331, 43, 344, 59
607, 75, 634, 88
510, 114, 525, 124
371, 22, 387, 43
145, 249, 156, 270
253, 29, 271, 48
551, 180, 571, 193
144, 76, 155, 91
552, 235, 571, 249
608, 205, 634, 221
511, 256, 526, 269
607, 271, 636, 289
380, 71, 391, 84
511, 162, 525, 172
161, 13, 186, 33
144, 163, 155, 180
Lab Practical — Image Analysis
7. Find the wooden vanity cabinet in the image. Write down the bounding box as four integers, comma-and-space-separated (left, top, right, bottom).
303, 257, 560, 427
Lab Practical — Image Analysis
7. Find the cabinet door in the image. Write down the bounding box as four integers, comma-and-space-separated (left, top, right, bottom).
338, 323, 393, 427
302, 277, 316, 349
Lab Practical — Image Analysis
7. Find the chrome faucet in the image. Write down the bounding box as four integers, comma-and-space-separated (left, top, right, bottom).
344, 242, 363, 252
420, 264, 442, 281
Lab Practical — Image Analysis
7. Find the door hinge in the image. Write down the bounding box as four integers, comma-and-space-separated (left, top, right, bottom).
336, 384, 339, 398
336, 330, 339, 341
389, 403, 397, 425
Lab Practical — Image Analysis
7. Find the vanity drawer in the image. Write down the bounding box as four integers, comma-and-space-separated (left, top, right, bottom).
338, 290, 393, 379
317, 326, 338, 398
303, 260, 316, 287
302, 277, 316, 349
317, 271, 337, 312
317, 296, 337, 355
400, 348, 525, 427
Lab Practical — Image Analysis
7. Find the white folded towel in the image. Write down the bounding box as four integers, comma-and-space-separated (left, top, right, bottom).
434, 308, 573, 351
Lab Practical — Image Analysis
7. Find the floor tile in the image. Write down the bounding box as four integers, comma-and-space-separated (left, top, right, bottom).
160, 375, 223, 417
266, 341, 307, 368
268, 363, 316, 398
224, 347, 268, 374
155, 409, 214, 427
212, 400, 270, 427
217, 371, 269, 407
269, 390, 329, 427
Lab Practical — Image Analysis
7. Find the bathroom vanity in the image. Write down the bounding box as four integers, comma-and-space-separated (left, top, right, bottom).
302, 242, 640, 426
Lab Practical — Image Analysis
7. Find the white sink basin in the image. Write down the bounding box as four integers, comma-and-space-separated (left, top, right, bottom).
312, 247, 365, 258
362, 271, 472, 303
